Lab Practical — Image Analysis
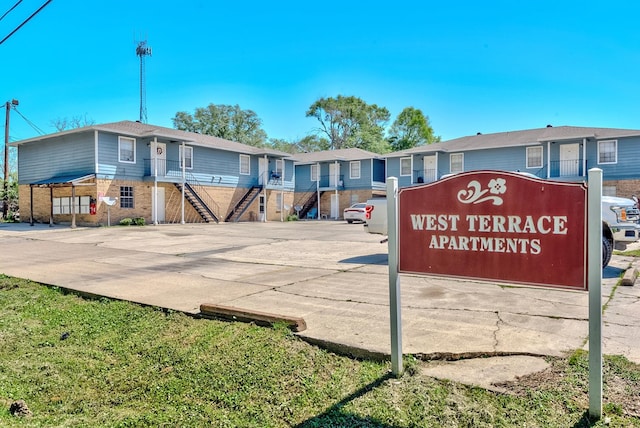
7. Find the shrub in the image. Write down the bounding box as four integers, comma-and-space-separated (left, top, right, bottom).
134, 217, 146, 226
286, 214, 299, 221
119, 218, 133, 226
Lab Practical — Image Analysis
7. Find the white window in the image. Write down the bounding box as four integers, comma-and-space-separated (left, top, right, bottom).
275, 159, 284, 178
350, 161, 361, 179
400, 157, 412, 176
526, 146, 543, 169
180, 145, 193, 169
310, 164, 319, 181
598, 140, 617, 164
52, 197, 67, 215
52, 196, 90, 214
275, 192, 283, 212
450, 153, 464, 173
118, 136, 135, 163
79, 196, 90, 214
240, 154, 250, 175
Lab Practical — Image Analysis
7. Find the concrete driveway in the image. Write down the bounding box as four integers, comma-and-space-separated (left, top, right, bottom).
1, 220, 638, 389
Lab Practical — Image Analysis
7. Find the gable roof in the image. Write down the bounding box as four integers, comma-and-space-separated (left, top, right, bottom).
387, 125, 640, 157
292, 148, 384, 164
11, 120, 292, 158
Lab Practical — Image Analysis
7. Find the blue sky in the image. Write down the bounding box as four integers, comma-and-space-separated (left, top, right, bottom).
2, 1, 640, 144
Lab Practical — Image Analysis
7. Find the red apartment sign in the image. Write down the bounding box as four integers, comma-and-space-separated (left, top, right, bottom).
398, 171, 588, 290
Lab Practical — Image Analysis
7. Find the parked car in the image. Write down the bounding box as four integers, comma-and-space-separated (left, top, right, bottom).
343, 203, 368, 223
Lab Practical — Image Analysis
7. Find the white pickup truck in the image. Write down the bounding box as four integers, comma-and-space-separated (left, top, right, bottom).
364, 195, 640, 268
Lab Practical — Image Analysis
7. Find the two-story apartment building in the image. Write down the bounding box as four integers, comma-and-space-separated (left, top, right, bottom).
12, 121, 294, 226
385, 125, 640, 197
292, 148, 386, 219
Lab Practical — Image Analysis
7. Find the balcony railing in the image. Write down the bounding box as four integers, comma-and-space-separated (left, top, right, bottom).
413, 168, 439, 183
144, 159, 183, 178
314, 174, 344, 189
549, 159, 584, 178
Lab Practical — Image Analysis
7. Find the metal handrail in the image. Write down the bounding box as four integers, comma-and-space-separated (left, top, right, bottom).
185, 172, 221, 222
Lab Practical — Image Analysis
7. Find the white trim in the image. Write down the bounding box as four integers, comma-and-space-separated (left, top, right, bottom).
450, 153, 464, 173
400, 157, 412, 176
239, 154, 251, 175
275, 159, 284, 177
597, 139, 617, 164
180, 145, 193, 169
118, 136, 136, 163
94, 130, 99, 173
349, 160, 361, 179
310, 164, 319, 181
526, 146, 543, 169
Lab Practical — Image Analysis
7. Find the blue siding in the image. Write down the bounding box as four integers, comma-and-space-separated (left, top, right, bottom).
461, 146, 535, 172
283, 159, 295, 190
343, 159, 372, 189
18, 131, 95, 183
591, 137, 640, 181
97, 132, 145, 179
295, 164, 315, 192
194, 149, 247, 187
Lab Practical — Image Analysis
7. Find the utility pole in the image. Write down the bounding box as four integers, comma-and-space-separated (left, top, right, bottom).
3, 99, 18, 219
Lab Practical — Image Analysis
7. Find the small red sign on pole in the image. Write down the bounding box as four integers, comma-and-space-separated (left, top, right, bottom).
398, 171, 587, 290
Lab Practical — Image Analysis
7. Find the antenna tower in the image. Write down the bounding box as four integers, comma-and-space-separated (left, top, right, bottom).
135, 40, 152, 123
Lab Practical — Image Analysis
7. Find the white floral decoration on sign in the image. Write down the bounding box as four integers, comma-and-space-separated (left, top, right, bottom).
457, 178, 506, 206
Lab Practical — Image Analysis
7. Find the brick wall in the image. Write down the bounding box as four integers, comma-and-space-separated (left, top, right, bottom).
19, 180, 99, 225
606, 179, 640, 199
319, 189, 375, 219
20, 177, 358, 225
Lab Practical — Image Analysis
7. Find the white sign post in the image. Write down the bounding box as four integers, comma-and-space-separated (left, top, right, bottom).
387, 170, 603, 419
588, 168, 603, 419
387, 177, 403, 376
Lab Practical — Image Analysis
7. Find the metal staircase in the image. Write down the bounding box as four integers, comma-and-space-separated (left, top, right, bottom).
296, 191, 324, 219
174, 182, 220, 223
225, 186, 263, 222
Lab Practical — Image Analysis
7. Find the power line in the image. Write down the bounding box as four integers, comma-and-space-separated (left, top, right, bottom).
0, 0, 23, 22
12, 107, 45, 135
0, 0, 52, 46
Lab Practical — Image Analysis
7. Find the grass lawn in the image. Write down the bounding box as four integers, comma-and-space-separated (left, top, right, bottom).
1, 275, 639, 427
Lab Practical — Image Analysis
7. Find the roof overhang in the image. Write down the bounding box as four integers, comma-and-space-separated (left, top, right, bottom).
30, 173, 96, 187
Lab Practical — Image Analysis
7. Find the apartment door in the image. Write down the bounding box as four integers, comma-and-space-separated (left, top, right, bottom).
329, 163, 340, 187
151, 142, 167, 176
330, 193, 339, 219
423, 155, 437, 183
259, 157, 267, 185
151, 187, 165, 223
559, 144, 579, 176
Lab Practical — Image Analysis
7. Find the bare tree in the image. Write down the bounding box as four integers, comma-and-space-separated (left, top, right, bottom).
51, 114, 95, 132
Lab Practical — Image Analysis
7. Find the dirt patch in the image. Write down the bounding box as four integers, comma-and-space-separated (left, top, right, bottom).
495, 355, 640, 418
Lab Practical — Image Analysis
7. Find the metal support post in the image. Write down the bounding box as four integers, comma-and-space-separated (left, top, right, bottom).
588, 168, 603, 420
387, 177, 403, 376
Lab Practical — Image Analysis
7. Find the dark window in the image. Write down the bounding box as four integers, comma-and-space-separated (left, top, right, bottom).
120, 186, 134, 208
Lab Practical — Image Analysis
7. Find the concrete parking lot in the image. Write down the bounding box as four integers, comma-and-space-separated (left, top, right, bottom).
1, 220, 639, 389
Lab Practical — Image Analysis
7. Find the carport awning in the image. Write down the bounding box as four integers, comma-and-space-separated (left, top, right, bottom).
31, 174, 96, 187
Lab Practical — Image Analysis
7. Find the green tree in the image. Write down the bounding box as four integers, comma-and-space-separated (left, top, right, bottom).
268, 135, 330, 154
1, 171, 18, 221
387, 107, 440, 151
173, 104, 267, 147
306, 95, 390, 153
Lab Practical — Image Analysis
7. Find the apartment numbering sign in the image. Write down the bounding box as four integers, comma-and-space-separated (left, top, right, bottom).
398, 171, 588, 290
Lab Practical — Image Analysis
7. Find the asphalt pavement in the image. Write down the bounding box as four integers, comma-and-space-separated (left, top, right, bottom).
1, 220, 638, 391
